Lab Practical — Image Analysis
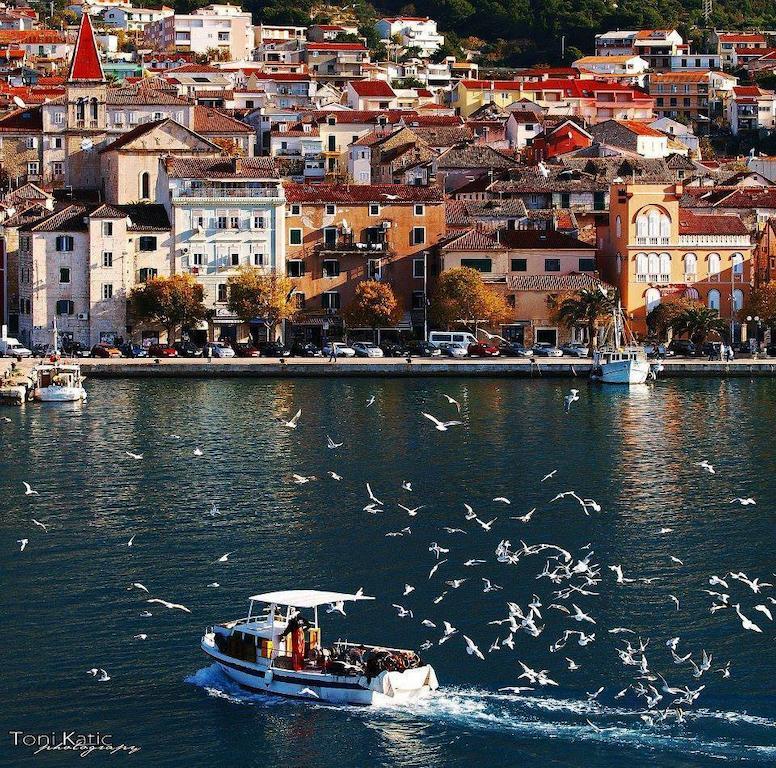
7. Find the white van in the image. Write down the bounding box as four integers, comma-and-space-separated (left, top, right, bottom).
0, 337, 33, 357
428, 331, 478, 348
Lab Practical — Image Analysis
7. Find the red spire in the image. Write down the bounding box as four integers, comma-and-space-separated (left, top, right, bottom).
68, 13, 104, 82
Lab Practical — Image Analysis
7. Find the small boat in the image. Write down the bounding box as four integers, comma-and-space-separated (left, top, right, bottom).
591, 304, 654, 385
32, 361, 87, 402
201, 589, 438, 705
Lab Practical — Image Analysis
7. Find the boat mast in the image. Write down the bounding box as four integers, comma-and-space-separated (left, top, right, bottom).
52, 317, 59, 355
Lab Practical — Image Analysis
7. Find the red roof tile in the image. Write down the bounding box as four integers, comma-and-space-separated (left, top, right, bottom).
69, 13, 103, 82
350, 80, 395, 97
283, 182, 442, 204
678, 210, 750, 236
192, 105, 253, 134
306, 42, 366, 51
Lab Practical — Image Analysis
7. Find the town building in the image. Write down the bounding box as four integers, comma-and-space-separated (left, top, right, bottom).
99, 4, 173, 32
304, 41, 369, 86
374, 17, 444, 58
711, 31, 768, 68
727, 85, 776, 134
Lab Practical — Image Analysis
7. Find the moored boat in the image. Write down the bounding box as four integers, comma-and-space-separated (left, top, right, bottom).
32, 361, 87, 402
201, 589, 438, 705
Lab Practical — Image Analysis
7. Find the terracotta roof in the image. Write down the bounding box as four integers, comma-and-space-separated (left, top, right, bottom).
3, 182, 50, 205
165, 156, 278, 179
718, 33, 766, 43
298, 109, 417, 125
24, 204, 91, 233
678, 210, 750, 236
192, 105, 253, 134
436, 144, 518, 170
505, 273, 608, 291
461, 79, 523, 91
91, 203, 171, 230
0, 104, 41, 133
283, 183, 442, 204
616, 120, 665, 137
0, 30, 63, 43
708, 187, 776, 209
350, 80, 396, 97
68, 13, 103, 82
650, 71, 711, 83
306, 42, 365, 51
165, 63, 223, 74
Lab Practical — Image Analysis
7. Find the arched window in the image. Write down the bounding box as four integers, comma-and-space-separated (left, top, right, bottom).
708, 253, 720, 276
659, 252, 671, 277
684, 252, 697, 277
636, 215, 648, 239
615, 215, 622, 238
140, 172, 150, 200
648, 210, 661, 238
645, 287, 661, 313
75, 98, 85, 121
707, 289, 720, 311
636, 253, 648, 276
647, 252, 660, 277
90, 97, 98, 120
733, 289, 744, 312
684, 287, 700, 300
660, 215, 670, 240
616, 253, 622, 275
732, 253, 744, 276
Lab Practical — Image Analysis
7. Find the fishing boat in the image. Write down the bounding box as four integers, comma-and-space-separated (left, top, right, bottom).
201, 589, 438, 705
591, 304, 653, 385
32, 361, 87, 402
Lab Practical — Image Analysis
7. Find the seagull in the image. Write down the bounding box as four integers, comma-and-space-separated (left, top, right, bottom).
280, 409, 302, 429
366, 483, 383, 505
31, 519, 48, 533
670, 556, 684, 565
464, 559, 487, 566
326, 601, 346, 616
128, 582, 149, 593
659, 527, 674, 534
439, 621, 458, 643
571, 604, 596, 624
445, 578, 467, 589
541, 470, 557, 482
421, 619, 436, 628
475, 517, 497, 532
22, 482, 39, 495
422, 412, 462, 432
428, 542, 449, 559
87, 668, 111, 682
443, 394, 461, 413
139, 610, 152, 618
403, 584, 415, 596
669, 595, 680, 610
463, 635, 484, 660
169, 434, 181, 440
609, 565, 635, 584
754, 604, 773, 621
133, 634, 148, 641
502, 633, 515, 650
511, 508, 535, 523
709, 575, 729, 588
328, 471, 343, 481
729, 497, 756, 506
498, 686, 534, 694
482, 578, 502, 592
206, 504, 220, 517
17, 538, 28, 551
428, 559, 447, 579
463, 504, 476, 520
419, 640, 433, 651
381, 193, 400, 200
715, 661, 731, 678
392, 604, 413, 618
585, 719, 603, 732
207, 582, 220, 588
125, 452, 143, 460
587, 686, 604, 700
126, 534, 136, 547
399, 504, 425, 516
293, 474, 316, 484
443, 527, 467, 534
364, 503, 383, 514
401, 481, 412, 491
564, 389, 580, 412
299, 687, 319, 698
366, 396, 375, 408
217, 552, 234, 562
695, 460, 715, 474
566, 657, 580, 670
492, 497, 511, 504
734, 604, 762, 632
326, 435, 343, 449
193, 447, 204, 457
147, 598, 191, 613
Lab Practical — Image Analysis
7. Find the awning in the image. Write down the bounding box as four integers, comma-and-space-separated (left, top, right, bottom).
249, 590, 375, 608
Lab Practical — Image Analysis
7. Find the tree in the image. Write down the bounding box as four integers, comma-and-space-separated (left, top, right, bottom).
227, 267, 296, 340
549, 286, 615, 351
670, 305, 728, 344
129, 274, 206, 342
430, 267, 511, 331
343, 280, 402, 342
646, 295, 700, 340
743, 281, 776, 326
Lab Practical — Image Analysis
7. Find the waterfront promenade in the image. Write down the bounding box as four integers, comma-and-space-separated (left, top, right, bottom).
5, 356, 776, 378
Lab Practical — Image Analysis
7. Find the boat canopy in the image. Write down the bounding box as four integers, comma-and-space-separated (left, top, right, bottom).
248, 590, 375, 608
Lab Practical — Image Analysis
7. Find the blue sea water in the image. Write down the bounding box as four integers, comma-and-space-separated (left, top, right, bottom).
1, 376, 775, 767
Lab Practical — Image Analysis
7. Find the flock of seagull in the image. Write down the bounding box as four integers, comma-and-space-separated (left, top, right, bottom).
8, 384, 773, 733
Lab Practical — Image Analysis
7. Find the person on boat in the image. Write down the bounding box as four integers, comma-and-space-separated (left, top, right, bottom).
280, 612, 312, 671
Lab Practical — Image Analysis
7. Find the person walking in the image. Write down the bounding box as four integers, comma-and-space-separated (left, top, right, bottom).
328, 342, 338, 363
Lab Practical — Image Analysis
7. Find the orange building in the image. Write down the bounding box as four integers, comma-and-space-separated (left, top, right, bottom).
602, 182, 754, 340
283, 183, 445, 342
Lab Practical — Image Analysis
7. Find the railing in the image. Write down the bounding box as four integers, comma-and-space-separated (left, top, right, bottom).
174, 186, 283, 199
677, 235, 751, 247
636, 273, 647, 283
317, 241, 387, 253
635, 236, 671, 246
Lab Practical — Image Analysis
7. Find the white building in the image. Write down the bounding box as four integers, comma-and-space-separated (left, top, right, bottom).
374, 16, 444, 58
594, 30, 638, 57
100, 4, 174, 32
572, 55, 649, 86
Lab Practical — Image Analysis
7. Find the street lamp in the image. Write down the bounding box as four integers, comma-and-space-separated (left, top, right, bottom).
746, 315, 762, 355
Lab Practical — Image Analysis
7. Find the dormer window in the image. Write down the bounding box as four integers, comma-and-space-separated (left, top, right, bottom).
327, 115, 336, 125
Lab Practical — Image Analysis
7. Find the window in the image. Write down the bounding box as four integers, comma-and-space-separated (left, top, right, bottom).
645, 287, 661, 312
413, 258, 425, 278
217, 283, 228, 303
732, 252, 744, 276
560, 193, 570, 208
230, 253, 240, 266
27, 161, 39, 176
290, 204, 301, 215
102, 251, 113, 267
193, 253, 204, 266
368, 259, 381, 279
138, 236, 157, 251
294, 292, 306, 309
56, 235, 73, 252
412, 227, 425, 245
139, 171, 150, 200
461, 258, 491, 272
544, 258, 561, 272
25, 137, 37, 149
511, 258, 527, 272
286, 260, 305, 277
732, 289, 744, 312
325, 204, 336, 215
138, 267, 157, 282
708, 252, 720, 277
615, 215, 622, 238
253, 215, 265, 229
323, 227, 337, 247
52, 161, 63, 176
289, 228, 302, 246
414, 204, 425, 216
56, 299, 74, 315
328, 136, 336, 151
253, 253, 264, 266
53, 111, 64, 125
412, 290, 425, 310
707, 288, 720, 311
322, 259, 339, 278
229, 215, 240, 229
102, 283, 113, 300
684, 252, 697, 277
101, 222, 113, 237
579, 258, 596, 272
59, 267, 70, 283
322, 291, 340, 310
217, 215, 228, 229
369, 204, 380, 216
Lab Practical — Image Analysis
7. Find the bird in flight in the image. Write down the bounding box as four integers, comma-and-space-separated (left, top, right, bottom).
398, 503, 425, 516
22, 482, 39, 495
328, 471, 343, 481
564, 389, 580, 412
217, 552, 235, 563
695, 460, 715, 474
493, 497, 511, 504
401, 480, 412, 491
366, 483, 383, 505
443, 394, 461, 413
17, 538, 28, 551
729, 497, 756, 506
326, 435, 343, 449
463, 635, 484, 660
366, 396, 375, 408
126, 534, 136, 547
31, 519, 48, 533
125, 451, 143, 460
193, 447, 204, 457
511, 508, 535, 523
422, 412, 463, 432
280, 409, 302, 429
147, 598, 191, 613
541, 470, 557, 483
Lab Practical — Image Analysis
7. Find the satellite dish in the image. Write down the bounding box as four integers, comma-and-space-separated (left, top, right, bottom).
13, 95, 26, 108
80, 137, 93, 151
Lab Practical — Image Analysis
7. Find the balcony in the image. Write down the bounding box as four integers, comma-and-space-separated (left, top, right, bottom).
317, 240, 388, 255
173, 184, 283, 201
677, 234, 751, 247
635, 236, 671, 246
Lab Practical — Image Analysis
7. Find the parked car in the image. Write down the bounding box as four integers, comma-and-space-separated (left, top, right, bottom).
667, 339, 696, 357
290, 341, 322, 357
643, 342, 670, 359
406, 340, 441, 357
379, 340, 411, 357
532, 343, 563, 357
498, 341, 532, 357
561, 342, 590, 358
147, 343, 178, 358
352, 341, 384, 358
322, 341, 356, 358
62, 340, 92, 358
205, 342, 235, 358
234, 342, 261, 358
120, 343, 148, 358
173, 340, 203, 358
467, 341, 501, 357
90, 343, 122, 358
439, 342, 469, 358
700, 341, 724, 359
257, 340, 291, 357
0, 337, 33, 357
32, 344, 57, 358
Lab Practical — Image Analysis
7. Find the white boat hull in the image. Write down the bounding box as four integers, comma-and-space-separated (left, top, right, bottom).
35, 386, 87, 402
600, 358, 650, 385
201, 639, 437, 705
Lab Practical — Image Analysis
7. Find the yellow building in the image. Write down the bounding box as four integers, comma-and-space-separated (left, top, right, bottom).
602, 182, 753, 339
451, 79, 524, 118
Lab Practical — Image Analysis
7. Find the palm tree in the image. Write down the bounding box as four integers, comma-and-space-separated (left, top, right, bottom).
670, 306, 727, 344
550, 287, 616, 352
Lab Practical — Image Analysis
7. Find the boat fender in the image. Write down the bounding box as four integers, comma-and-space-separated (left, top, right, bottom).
265, 669, 273, 686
